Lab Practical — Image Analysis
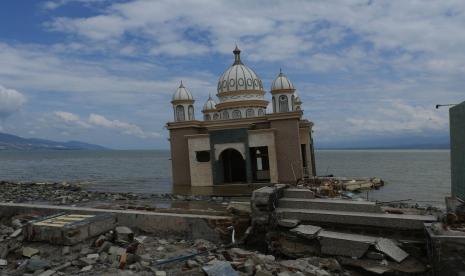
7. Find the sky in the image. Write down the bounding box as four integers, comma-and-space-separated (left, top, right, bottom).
0, 0, 463, 149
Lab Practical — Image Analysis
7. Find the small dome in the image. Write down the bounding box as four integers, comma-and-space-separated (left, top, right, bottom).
217, 46, 264, 94
271, 70, 295, 91
172, 81, 194, 102
202, 96, 217, 112
294, 94, 302, 104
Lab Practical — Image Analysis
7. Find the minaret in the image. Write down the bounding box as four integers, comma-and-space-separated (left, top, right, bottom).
270, 69, 296, 113
171, 81, 195, 122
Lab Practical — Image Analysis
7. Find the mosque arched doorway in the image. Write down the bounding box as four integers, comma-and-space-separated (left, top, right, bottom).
219, 148, 246, 183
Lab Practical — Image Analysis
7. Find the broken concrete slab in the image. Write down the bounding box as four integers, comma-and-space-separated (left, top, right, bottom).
318, 230, 377, 258
38, 269, 56, 276
22, 247, 39, 258
115, 226, 134, 242
375, 238, 408, 263
283, 188, 315, 199
278, 219, 300, 228
290, 225, 322, 239
339, 256, 426, 275
0, 259, 7, 266
25, 213, 116, 245
202, 261, 239, 276
276, 208, 436, 230
279, 198, 383, 213
10, 228, 22, 238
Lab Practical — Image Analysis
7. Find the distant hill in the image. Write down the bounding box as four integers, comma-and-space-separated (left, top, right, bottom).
0, 132, 107, 151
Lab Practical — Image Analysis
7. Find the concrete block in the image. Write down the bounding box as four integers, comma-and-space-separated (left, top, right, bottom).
202, 261, 239, 276
278, 219, 300, 228
276, 208, 436, 230
318, 230, 376, 258
115, 226, 134, 242
278, 198, 383, 213
375, 238, 408, 263
25, 213, 116, 245
283, 188, 315, 199
290, 224, 322, 239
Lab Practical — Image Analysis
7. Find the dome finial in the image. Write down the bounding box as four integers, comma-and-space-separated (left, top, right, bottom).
179, 80, 184, 88
279, 68, 282, 75
233, 45, 242, 65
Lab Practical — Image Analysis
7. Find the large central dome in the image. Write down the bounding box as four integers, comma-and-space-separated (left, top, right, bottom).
217, 46, 264, 94
214, 46, 268, 119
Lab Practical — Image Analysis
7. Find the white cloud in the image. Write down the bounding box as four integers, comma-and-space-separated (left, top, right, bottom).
51, 111, 161, 139
88, 114, 161, 138
54, 111, 91, 128
0, 85, 26, 119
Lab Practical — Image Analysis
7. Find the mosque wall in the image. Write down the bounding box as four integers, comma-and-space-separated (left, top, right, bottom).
249, 129, 279, 183
187, 135, 213, 187
169, 127, 200, 187
270, 118, 303, 183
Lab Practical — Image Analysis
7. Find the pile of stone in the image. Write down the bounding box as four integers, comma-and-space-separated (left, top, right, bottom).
0, 213, 340, 276
0, 181, 230, 205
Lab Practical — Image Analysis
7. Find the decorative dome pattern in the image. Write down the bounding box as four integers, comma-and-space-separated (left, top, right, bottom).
217, 46, 264, 94
271, 70, 295, 91
172, 81, 194, 102
202, 96, 217, 112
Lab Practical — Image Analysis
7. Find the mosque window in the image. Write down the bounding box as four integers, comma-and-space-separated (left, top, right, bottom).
279, 95, 289, 112
258, 109, 265, 116
205, 114, 211, 121
291, 95, 295, 111
222, 110, 229, 119
188, 105, 195, 120
213, 113, 220, 120
272, 97, 276, 113
232, 110, 242, 119
196, 151, 210, 162
246, 109, 255, 118
176, 105, 185, 121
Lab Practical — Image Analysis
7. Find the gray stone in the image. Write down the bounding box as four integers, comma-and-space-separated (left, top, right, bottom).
86, 253, 99, 259
278, 219, 300, 228
38, 270, 56, 276
290, 224, 322, 239
26, 258, 50, 272
115, 226, 134, 242
10, 228, 22, 238
61, 246, 70, 255
203, 261, 239, 276
155, 271, 167, 276
81, 265, 92, 272
108, 246, 126, 256
318, 230, 376, 258
22, 247, 39, 258
366, 251, 385, 260
375, 238, 408, 263
0, 259, 7, 266
98, 241, 113, 253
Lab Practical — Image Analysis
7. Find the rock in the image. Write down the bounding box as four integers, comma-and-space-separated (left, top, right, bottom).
108, 246, 126, 256
81, 265, 93, 272
203, 261, 239, 276
290, 225, 322, 239
23, 247, 40, 258
155, 271, 167, 276
375, 238, 409, 263
38, 269, 56, 276
278, 219, 300, 228
366, 251, 385, 260
187, 259, 199, 268
99, 241, 113, 253
115, 226, 134, 243
256, 271, 273, 276
0, 259, 7, 266
86, 253, 99, 259
80, 256, 96, 265
243, 259, 255, 275
26, 258, 50, 272
230, 248, 253, 258
53, 261, 71, 271
61, 246, 70, 255
10, 228, 22, 238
